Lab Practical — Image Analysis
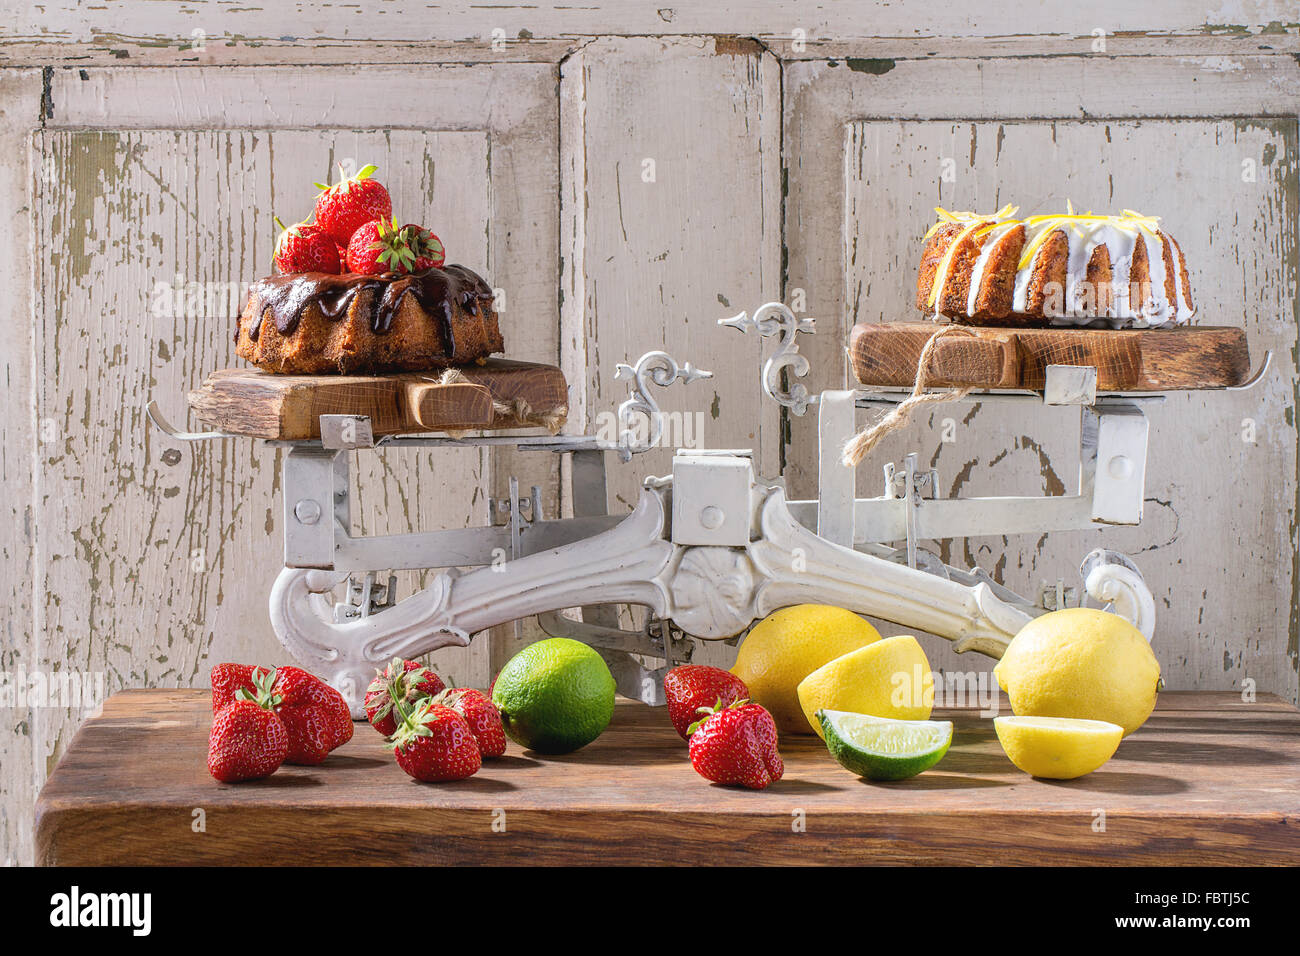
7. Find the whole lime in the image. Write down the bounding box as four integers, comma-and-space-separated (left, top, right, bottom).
491, 638, 616, 754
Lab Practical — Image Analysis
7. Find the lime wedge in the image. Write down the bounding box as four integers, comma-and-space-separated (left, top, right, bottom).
817, 709, 953, 780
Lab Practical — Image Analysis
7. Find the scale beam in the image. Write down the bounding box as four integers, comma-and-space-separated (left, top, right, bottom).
151, 301, 1255, 712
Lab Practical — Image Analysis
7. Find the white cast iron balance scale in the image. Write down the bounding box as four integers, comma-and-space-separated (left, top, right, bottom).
150, 303, 1265, 714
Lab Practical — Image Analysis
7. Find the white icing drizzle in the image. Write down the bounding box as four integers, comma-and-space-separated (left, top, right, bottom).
965, 222, 1017, 315
926, 206, 1194, 328
1135, 227, 1171, 328
1009, 231, 1042, 315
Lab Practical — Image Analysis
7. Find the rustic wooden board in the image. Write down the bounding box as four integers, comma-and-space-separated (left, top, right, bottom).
849, 323, 1251, 391
10, 2, 1300, 67
188, 360, 570, 440
35, 689, 1300, 866
0, 68, 42, 869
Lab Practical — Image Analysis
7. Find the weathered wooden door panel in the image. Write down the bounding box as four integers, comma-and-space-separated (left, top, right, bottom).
561, 37, 784, 501
31, 127, 494, 705
559, 37, 783, 662
792, 107, 1299, 697
15, 61, 562, 867
0, 68, 45, 868
45, 65, 563, 578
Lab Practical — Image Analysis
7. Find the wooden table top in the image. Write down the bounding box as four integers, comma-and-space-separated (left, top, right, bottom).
35, 689, 1300, 866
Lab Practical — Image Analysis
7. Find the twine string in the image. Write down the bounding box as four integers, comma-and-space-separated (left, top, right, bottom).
841, 325, 977, 468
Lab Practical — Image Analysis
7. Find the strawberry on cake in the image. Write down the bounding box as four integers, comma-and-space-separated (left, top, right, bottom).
236, 163, 503, 375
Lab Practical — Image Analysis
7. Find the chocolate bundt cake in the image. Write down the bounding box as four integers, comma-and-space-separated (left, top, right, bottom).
235, 265, 502, 374
916, 205, 1194, 329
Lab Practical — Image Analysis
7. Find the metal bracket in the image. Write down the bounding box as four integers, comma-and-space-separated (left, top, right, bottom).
1044, 365, 1098, 406
490, 477, 546, 561
320, 415, 375, 450
883, 453, 941, 569
145, 400, 236, 442
334, 571, 398, 622
817, 390, 857, 546
613, 350, 713, 461
1084, 402, 1148, 525
283, 446, 349, 568
671, 452, 753, 547
884, 454, 940, 501
719, 301, 816, 415
792, 395, 1151, 543
1037, 579, 1078, 611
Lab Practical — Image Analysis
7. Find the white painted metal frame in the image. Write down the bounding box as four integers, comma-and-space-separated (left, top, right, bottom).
266, 445, 1044, 713
147, 298, 1241, 713
788, 395, 1152, 543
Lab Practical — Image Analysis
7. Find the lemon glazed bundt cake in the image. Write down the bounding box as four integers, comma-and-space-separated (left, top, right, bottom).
916, 205, 1195, 329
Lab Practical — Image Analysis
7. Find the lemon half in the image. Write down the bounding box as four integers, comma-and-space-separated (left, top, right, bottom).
796, 635, 934, 737
994, 715, 1123, 779
731, 605, 882, 735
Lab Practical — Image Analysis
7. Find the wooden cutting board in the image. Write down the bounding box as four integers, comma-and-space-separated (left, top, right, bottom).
34, 689, 1300, 865
188, 359, 569, 440
849, 323, 1251, 391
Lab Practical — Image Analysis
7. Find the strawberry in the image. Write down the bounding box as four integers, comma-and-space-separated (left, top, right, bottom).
391, 701, 481, 782
211, 662, 255, 713
436, 688, 507, 758
345, 218, 445, 275
207, 699, 289, 783
663, 665, 750, 741
216, 664, 354, 765
408, 227, 445, 270
273, 218, 342, 274
687, 700, 784, 790
257, 666, 354, 765
365, 658, 446, 736
313, 163, 393, 246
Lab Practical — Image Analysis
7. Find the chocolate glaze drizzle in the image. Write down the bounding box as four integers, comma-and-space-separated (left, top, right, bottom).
242, 265, 496, 360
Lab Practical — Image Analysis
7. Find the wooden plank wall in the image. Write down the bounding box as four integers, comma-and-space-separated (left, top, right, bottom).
2, 1, 1298, 864
30, 126, 495, 715
784, 57, 1299, 700
559, 35, 783, 658
837, 118, 1298, 690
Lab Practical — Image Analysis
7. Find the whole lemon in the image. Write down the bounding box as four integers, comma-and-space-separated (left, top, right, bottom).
731, 605, 881, 735
994, 607, 1160, 736
796, 635, 934, 738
